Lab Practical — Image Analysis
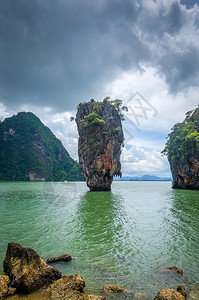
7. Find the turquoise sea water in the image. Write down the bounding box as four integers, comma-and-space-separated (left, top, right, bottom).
0, 181, 199, 299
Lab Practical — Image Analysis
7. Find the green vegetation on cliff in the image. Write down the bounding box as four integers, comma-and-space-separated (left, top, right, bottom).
162, 107, 199, 160
0, 112, 83, 181
76, 98, 128, 129
162, 107, 199, 189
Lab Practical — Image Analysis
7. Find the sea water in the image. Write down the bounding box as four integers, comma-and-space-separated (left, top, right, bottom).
0, 181, 199, 299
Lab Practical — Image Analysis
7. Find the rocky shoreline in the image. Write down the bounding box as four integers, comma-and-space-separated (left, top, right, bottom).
0, 243, 198, 300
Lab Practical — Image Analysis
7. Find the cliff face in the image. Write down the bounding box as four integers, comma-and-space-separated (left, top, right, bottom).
76, 99, 124, 191
0, 112, 83, 181
163, 107, 199, 189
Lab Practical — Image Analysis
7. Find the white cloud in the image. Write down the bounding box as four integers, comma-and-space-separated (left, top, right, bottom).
0, 102, 14, 121
104, 65, 198, 177
121, 144, 170, 177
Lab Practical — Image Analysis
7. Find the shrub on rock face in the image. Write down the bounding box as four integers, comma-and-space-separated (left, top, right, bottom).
3, 242, 62, 293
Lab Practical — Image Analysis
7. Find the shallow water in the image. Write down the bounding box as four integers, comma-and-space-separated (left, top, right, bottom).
0, 181, 199, 299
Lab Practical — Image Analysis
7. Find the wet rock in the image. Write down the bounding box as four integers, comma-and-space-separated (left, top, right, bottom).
45, 275, 85, 298
3, 242, 62, 293
165, 266, 183, 275
154, 289, 185, 300
45, 275, 107, 300
177, 285, 187, 297
0, 275, 16, 300
76, 99, 124, 191
46, 254, 72, 263
103, 284, 129, 293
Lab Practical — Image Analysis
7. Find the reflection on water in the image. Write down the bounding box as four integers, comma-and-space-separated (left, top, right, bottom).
0, 182, 199, 299
76, 191, 127, 262
169, 189, 199, 279
73, 191, 130, 293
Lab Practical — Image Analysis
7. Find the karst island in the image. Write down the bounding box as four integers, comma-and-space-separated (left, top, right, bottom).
75, 98, 127, 191
163, 106, 199, 189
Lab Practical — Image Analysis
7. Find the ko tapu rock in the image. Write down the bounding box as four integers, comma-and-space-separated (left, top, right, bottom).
162, 106, 199, 189
76, 98, 126, 191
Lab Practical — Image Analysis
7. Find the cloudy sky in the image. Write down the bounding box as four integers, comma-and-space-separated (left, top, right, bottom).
0, 0, 199, 177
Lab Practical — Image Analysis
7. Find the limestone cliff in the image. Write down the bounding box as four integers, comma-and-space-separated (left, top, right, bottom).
162, 107, 199, 189
0, 112, 83, 181
76, 99, 125, 191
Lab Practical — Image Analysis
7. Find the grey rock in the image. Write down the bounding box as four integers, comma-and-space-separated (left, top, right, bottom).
76, 100, 124, 191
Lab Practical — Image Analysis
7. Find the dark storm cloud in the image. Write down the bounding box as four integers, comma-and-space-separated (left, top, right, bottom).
0, 0, 199, 111
180, 0, 199, 8
137, 0, 199, 93
0, 0, 144, 110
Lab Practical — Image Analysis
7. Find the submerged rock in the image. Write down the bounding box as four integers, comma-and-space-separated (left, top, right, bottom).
165, 266, 183, 276
154, 289, 185, 300
46, 254, 72, 263
134, 292, 148, 299
103, 284, 129, 293
45, 275, 108, 300
3, 242, 62, 293
76, 99, 124, 191
0, 275, 16, 300
162, 107, 199, 189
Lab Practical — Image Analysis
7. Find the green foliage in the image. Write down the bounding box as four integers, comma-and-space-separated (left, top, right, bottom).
0, 112, 84, 181
70, 116, 75, 122
84, 111, 105, 124
80, 111, 105, 129
103, 96, 111, 102
162, 108, 199, 161
76, 97, 128, 122
114, 127, 121, 132
77, 102, 83, 110
109, 99, 128, 120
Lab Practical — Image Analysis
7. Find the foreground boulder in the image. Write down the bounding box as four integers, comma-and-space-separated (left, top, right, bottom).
46, 254, 72, 263
154, 289, 185, 300
162, 107, 199, 189
3, 242, 62, 293
76, 99, 125, 191
45, 275, 108, 300
0, 275, 16, 300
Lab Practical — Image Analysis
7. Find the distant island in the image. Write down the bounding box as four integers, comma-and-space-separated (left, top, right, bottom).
0, 112, 83, 181
114, 174, 172, 181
